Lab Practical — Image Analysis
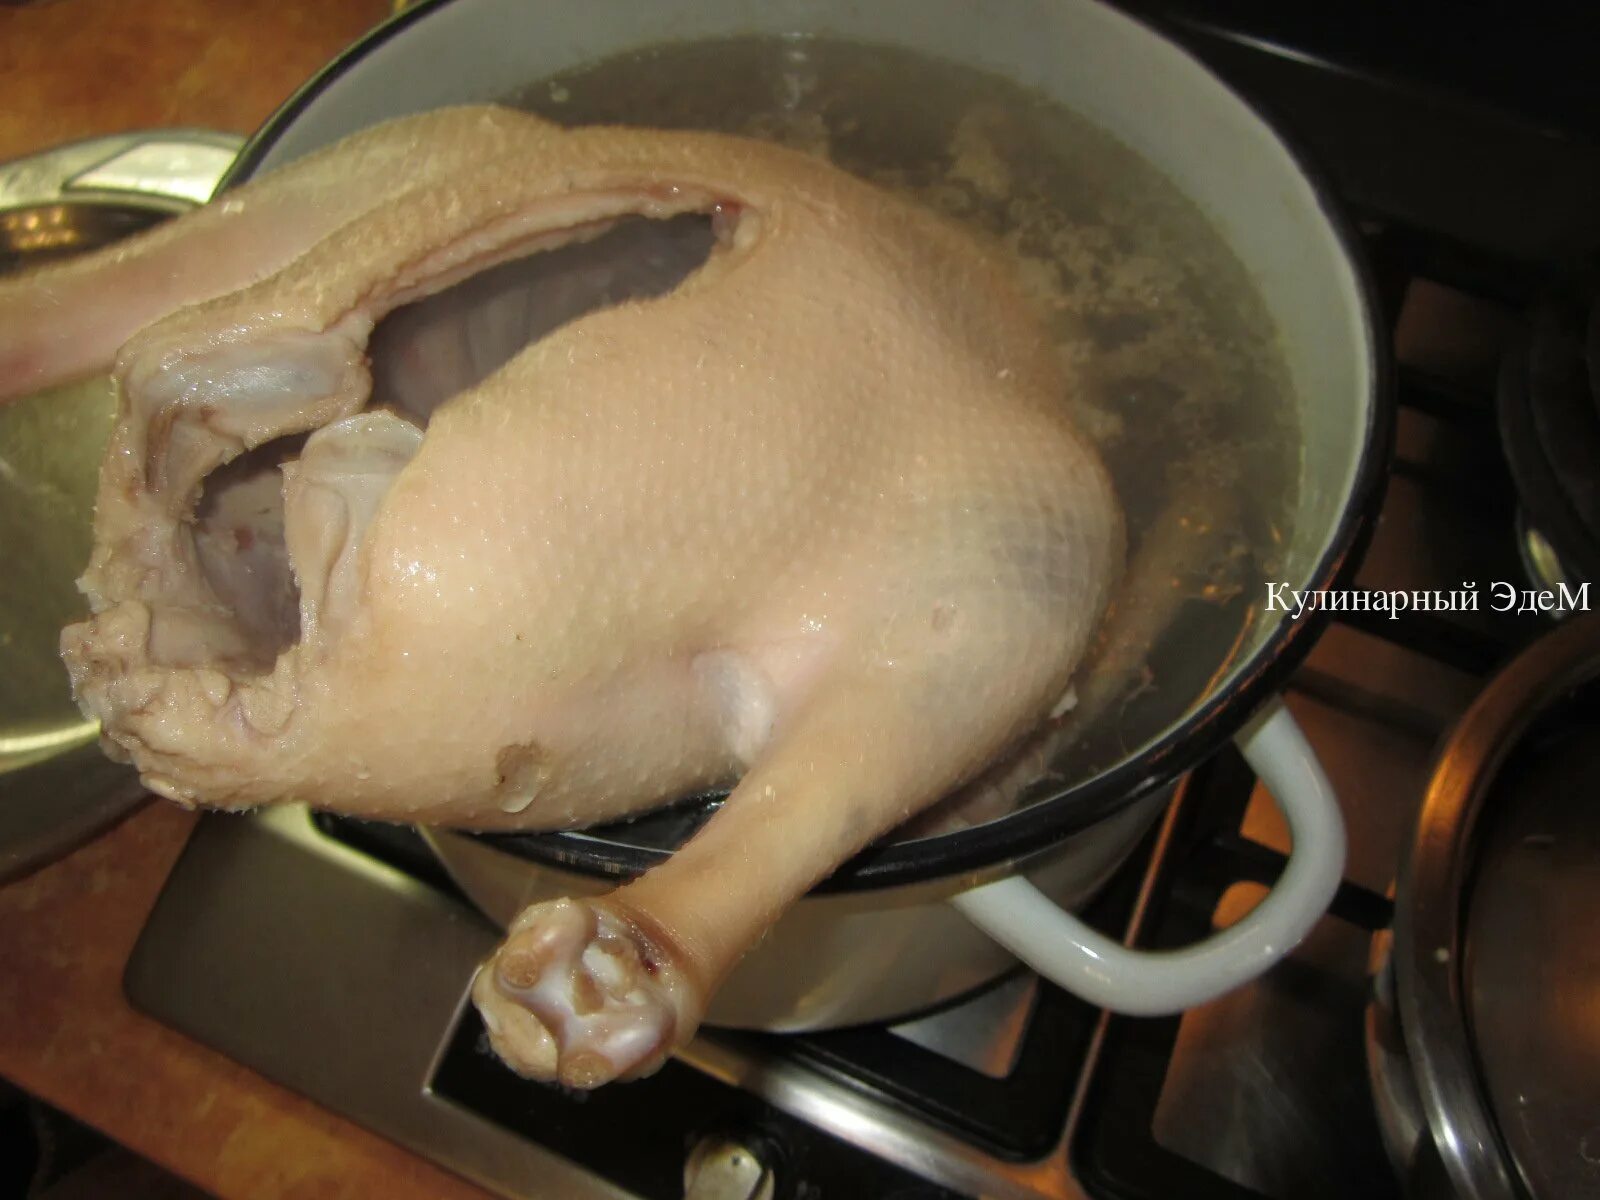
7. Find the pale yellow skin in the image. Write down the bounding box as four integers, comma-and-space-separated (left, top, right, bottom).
1, 108, 1121, 1088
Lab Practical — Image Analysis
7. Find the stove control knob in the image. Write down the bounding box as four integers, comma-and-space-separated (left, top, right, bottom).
683, 1132, 778, 1200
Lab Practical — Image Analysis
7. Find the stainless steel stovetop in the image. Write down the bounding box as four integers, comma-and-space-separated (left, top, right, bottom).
123, 8, 1600, 1199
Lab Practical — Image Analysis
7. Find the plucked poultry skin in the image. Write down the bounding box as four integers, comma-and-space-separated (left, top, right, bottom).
1, 107, 1122, 1088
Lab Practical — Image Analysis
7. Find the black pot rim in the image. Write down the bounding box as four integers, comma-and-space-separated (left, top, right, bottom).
226, 0, 1395, 894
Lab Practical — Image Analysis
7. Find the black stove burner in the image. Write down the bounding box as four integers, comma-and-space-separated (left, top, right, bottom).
431, 1013, 965, 1200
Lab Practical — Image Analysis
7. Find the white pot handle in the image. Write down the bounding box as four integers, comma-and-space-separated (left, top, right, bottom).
951, 699, 1346, 1015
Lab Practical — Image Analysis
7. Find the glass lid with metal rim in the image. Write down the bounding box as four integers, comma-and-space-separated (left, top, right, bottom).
0, 131, 241, 884
1396, 611, 1600, 1200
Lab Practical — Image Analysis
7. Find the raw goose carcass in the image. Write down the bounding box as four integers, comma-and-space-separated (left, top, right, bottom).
2, 107, 1122, 1088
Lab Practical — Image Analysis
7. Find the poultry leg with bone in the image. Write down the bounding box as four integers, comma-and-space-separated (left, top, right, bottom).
2, 107, 1122, 1087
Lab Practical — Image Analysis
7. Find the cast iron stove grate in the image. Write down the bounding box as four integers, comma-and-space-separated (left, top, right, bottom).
314, 806, 1154, 1193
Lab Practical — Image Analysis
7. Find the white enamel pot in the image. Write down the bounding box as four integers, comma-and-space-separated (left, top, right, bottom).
230, 0, 1388, 1029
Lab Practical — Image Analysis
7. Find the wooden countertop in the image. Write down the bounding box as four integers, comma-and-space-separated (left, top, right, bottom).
0, 3, 498, 1196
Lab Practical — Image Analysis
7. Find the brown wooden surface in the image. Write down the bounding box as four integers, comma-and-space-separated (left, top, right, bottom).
0, 0, 392, 159
0, 3, 501, 1196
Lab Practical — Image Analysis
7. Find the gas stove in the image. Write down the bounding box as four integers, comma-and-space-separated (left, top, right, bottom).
124, 9, 1600, 1199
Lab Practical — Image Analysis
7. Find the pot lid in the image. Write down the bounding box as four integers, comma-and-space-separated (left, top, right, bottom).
1465, 662, 1600, 1199
1498, 288, 1600, 585
1396, 611, 1600, 1200
0, 131, 241, 885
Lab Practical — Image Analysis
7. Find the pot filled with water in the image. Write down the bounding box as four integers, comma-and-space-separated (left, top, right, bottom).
0, 0, 1386, 1059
